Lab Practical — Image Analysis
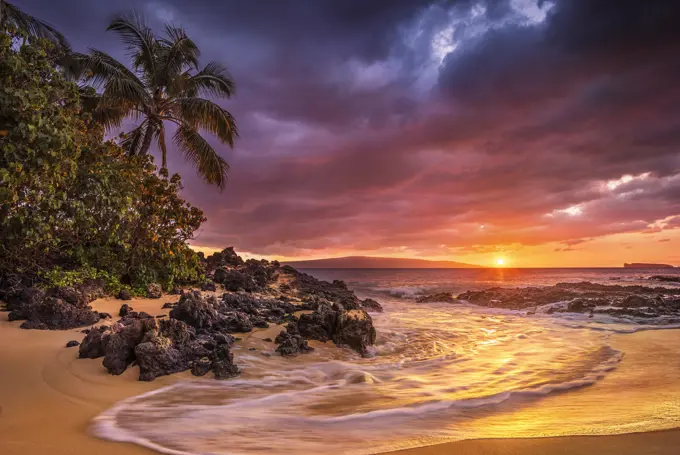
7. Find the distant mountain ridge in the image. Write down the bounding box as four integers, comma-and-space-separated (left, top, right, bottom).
283, 256, 481, 269
624, 263, 675, 269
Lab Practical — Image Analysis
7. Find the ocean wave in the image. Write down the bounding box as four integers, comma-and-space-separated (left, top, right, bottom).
374, 285, 434, 298
92, 337, 624, 455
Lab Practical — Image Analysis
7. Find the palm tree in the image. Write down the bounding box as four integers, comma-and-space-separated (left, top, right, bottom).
0, 0, 68, 48
75, 12, 237, 189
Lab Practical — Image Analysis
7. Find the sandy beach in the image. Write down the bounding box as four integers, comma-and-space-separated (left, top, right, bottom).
1, 296, 678, 455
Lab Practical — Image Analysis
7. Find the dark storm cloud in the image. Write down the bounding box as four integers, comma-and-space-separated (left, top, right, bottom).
19, 0, 680, 257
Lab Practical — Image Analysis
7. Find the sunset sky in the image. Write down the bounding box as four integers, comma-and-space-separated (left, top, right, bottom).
25, 0, 680, 267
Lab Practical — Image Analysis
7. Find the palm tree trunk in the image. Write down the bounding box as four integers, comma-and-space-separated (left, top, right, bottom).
138, 124, 155, 156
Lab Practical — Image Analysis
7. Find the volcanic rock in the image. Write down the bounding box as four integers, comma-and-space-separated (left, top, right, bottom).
275, 322, 313, 356
13, 297, 100, 330
332, 310, 376, 356
170, 291, 221, 329
119, 304, 134, 317
415, 293, 457, 303
212, 344, 239, 379
215, 269, 256, 292
360, 298, 384, 312
146, 283, 163, 299
117, 289, 132, 300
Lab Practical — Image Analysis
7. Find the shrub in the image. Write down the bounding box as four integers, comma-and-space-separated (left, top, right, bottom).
0, 29, 206, 293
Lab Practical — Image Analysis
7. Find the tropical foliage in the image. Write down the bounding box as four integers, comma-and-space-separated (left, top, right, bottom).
0, 0, 68, 48
74, 12, 238, 188
0, 29, 205, 293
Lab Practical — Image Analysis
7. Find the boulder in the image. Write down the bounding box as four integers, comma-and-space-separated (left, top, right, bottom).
200, 281, 217, 292
215, 269, 256, 292
119, 304, 134, 317
116, 289, 132, 300
66, 340, 80, 348
566, 299, 596, 313
14, 297, 100, 330
297, 304, 338, 342
79, 326, 110, 359
212, 344, 239, 379
51, 280, 105, 307
191, 357, 213, 376
222, 311, 254, 333
332, 310, 376, 356
275, 323, 313, 356
135, 337, 184, 381
206, 246, 244, 270
416, 293, 457, 303
620, 295, 654, 308
134, 319, 210, 381
4, 287, 45, 313
242, 260, 276, 289
360, 298, 384, 312
283, 270, 362, 309
146, 283, 163, 299
169, 291, 221, 329
102, 318, 157, 375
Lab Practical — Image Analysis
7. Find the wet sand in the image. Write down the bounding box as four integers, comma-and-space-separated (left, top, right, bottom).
0, 296, 678, 455
389, 430, 680, 455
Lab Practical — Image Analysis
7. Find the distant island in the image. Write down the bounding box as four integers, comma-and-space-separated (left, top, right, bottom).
283, 256, 481, 269
624, 263, 675, 269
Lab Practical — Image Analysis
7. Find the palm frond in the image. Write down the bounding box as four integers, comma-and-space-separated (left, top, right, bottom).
172, 97, 238, 146
58, 52, 87, 81
173, 125, 229, 189
158, 24, 199, 77
3, 2, 69, 49
106, 11, 157, 77
120, 120, 149, 156
92, 103, 132, 130
76, 49, 145, 91
184, 62, 235, 98
99, 76, 149, 109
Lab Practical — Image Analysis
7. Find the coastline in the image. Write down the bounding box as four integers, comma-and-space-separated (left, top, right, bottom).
1, 297, 679, 455
387, 429, 680, 455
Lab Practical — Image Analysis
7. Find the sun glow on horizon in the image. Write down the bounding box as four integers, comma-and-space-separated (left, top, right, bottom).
496, 258, 506, 266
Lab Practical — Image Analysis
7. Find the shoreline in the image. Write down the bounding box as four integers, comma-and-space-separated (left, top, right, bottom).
1, 297, 679, 455
387, 429, 680, 455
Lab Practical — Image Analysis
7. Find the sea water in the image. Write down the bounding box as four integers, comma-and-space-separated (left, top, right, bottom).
94, 268, 680, 454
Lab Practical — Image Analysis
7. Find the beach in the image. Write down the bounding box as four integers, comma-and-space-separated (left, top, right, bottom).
1, 293, 678, 455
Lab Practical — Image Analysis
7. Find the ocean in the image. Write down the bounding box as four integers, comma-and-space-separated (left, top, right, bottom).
94, 268, 680, 454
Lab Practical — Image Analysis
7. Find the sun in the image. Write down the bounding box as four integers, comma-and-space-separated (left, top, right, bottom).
496, 258, 505, 266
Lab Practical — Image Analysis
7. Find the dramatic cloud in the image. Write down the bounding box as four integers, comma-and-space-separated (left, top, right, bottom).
22, 0, 680, 264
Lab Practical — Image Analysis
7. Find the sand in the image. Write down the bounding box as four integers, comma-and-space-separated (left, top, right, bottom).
1, 296, 678, 455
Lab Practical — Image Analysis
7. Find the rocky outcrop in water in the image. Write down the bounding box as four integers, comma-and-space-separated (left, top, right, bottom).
649, 275, 680, 283
360, 298, 384, 312
418, 281, 680, 320
296, 304, 376, 356
415, 293, 457, 303
202, 248, 380, 356
275, 321, 313, 356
